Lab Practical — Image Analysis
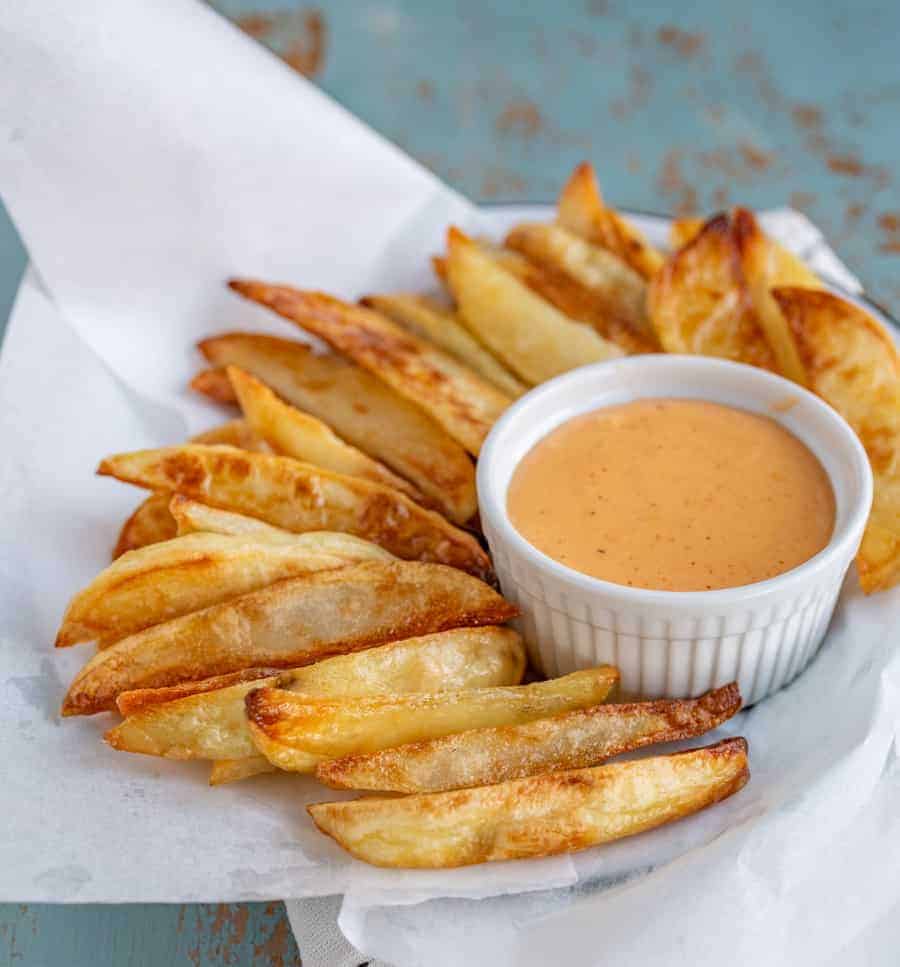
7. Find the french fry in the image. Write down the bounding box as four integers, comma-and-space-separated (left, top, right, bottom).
169, 496, 304, 540
445, 228, 623, 384
112, 494, 177, 560
772, 287, 900, 592
226, 366, 424, 501
106, 627, 525, 760
228, 282, 511, 456
317, 683, 741, 793
246, 666, 619, 773
62, 561, 515, 715
669, 217, 705, 250
309, 737, 749, 868
116, 667, 282, 717
209, 758, 274, 784
56, 530, 391, 648
361, 293, 527, 397
647, 213, 776, 370
733, 208, 818, 384
190, 368, 237, 405
557, 162, 664, 280
504, 222, 654, 344
97, 445, 492, 580
198, 334, 476, 523
190, 418, 268, 451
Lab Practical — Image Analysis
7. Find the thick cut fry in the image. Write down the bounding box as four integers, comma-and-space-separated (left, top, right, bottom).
226, 366, 423, 501
62, 561, 515, 715
116, 667, 282, 717
361, 294, 527, 397
198, 334, 476, 523
648, 213, 776, 370
57, 530, 391, 647
97, 445, 491, 580
107, 627, 525, 760
246, 667, 619, 773
191, 368, 238, 405
773, 287, 900, 591
445, 228, 623, 384
169, 496, 304, 540
228, 282, 510, 455
318, 683, 741, 793
190, 418, 268, 451
733, 208, 817, 384
209, 758, 274, 784
557, 162, 664, 280
112, 494, 177, 559
505, 222, 654, 344
309, 737, 749, 868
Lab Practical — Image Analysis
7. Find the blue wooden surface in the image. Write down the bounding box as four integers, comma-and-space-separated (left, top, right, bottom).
2, 0, 899, 963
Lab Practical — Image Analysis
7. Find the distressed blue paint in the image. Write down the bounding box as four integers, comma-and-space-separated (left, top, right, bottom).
1, 0, 898, 963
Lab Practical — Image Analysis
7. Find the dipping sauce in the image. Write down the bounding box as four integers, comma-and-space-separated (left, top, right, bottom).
507, 399, 836, 591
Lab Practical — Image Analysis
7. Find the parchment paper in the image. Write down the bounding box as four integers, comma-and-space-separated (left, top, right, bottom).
1, 4, 898, 964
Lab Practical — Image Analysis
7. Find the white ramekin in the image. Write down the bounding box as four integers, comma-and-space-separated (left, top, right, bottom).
478, 356, 873, 706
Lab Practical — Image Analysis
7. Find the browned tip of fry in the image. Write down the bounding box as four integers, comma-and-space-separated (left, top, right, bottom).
447, 225, 472, 247
699, 681, 742, 715
190, 368, 238, 405
96, 458, 114, 478
431, 255, 448, 282
244, 686, 279, 730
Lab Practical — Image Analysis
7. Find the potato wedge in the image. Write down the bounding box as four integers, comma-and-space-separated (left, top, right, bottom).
97, 445, 491, 580
733, 208, 817, 384
191, 367, 238, 405
226, 366, 423, 501
445, 228, 623, 384
557, 162, 664, 280
209, 758, 274, 784
772, 287, 900, 591
106, 627, 525, 760
361, 293, 526, 398
116, 667, 283, 717
504, 222, 654, 344
190, 418, 268, 451
309, 737, 749, 868
198, 334, 476, 523
57, 530, 391, 647
669, 217, 705, 250
246, 666, 618, 773
318, 683, 741, 793
169, 496, 303, 540
112, 494, 177, 560
62, 561, 515, 715
648, 213, 776, 369
228, 282, 510, 456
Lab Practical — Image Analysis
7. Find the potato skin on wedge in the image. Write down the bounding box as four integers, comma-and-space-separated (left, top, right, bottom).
308, 737, 749, 868
246, 667, 618, 773
317, 683, 741, 793
228, 282, 511, 456
62, 560, 516, 715
198, 333, 477, 524
112, 494, 177, 560
97, 445, 492, 581
106, 627, 525, 761
773, 286, 900, 592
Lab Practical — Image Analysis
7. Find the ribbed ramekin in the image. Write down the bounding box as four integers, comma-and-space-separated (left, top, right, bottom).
478, 356, 873, 706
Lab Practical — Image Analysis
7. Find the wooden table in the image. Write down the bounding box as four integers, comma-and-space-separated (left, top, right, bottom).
2, 0, 897, 962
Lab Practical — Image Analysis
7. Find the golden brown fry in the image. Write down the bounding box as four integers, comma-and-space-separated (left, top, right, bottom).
445, 228, 623, 384
117, 667, 283, 717
57, 530, 391, 648
209, 758, 275, 784
112, 494, 177, 560
198, 334, 476, 523
226, 366, 423, 501
309, 737, 749, 868
191, 368, 237, 405
557, 162, 664, 280
733, 208, 817, 384
190, 418, 268, 451
773, 287, 900, 591
246, 666, 618, 773
169, 496, 303, 540
318, 683, 741, 793
62, 561, 515, 715
669, 217, 705, 250
106, 627, 525, 760
228, 282, 510, 456
504, 222, 656, 347
361, 294, 526, 397
97, 445, 491, 580
648, 213, 776, 369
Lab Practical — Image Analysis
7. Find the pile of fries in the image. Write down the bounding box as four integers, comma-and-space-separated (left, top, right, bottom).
56, 161, 899, 868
